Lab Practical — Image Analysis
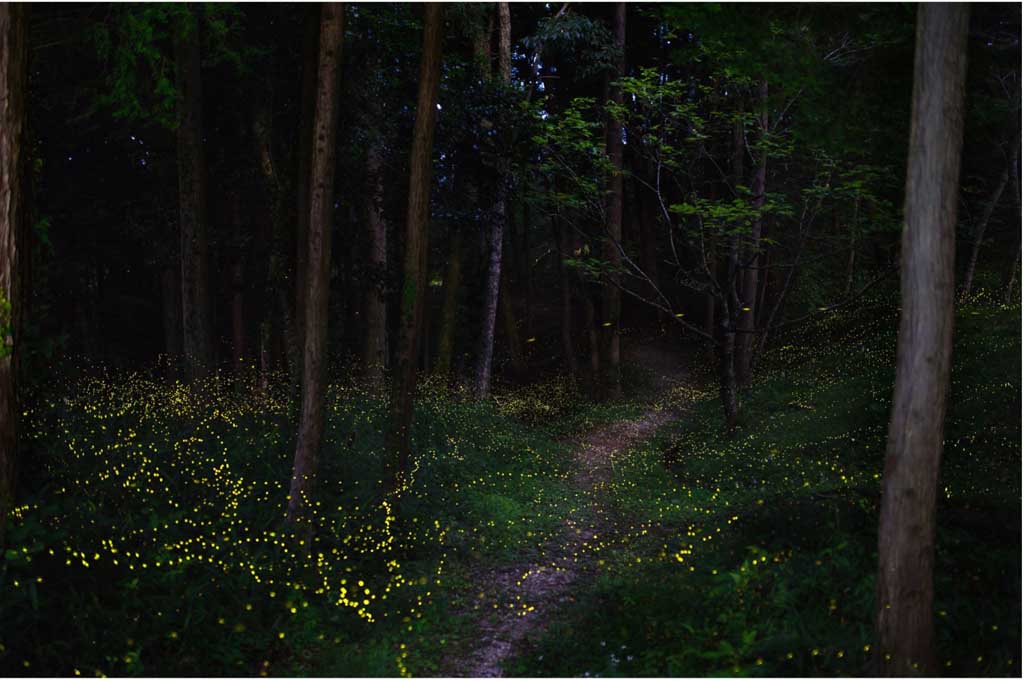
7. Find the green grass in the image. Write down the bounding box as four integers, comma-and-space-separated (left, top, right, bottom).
505, 293, 1021, 677
0, 370, 581, 677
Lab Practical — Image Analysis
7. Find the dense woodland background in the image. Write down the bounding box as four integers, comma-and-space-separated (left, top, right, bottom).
0, 2, 1020, 678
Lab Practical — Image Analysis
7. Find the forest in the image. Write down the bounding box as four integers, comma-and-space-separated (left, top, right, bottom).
0, 1, 1020, 677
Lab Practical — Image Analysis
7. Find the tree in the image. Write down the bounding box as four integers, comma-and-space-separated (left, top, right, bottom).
601, 1, 626, 399
286, 2, 345, 524
960, 129, 1018, 298
0, 1, 26, 548
386, 3, 443, 488
472, 1, 511, 399
363, 139, 388, 377
874, 3, 969, 675
174, 6, 215, 383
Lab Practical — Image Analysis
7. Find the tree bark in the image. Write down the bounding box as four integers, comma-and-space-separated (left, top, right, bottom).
874, 4, 968, 675
961, 139, 1015, 298
286, 2, 345, 524
601, 1, 626, 400
174, 7, 214, 383
1005, 144, 1022, 304
0, 2, 26, 549
555, 219, 578, 375
435, 225, 463, 376
363, 141, 388, 377
734, 79, 768, 388
472, 1, 511, 398
499, 258, 525, 376
386, 3, 443, 487
252, 97, 295, 389
161, 264, 183, 364
229, 192, 246, 375
293, 4, 321, 386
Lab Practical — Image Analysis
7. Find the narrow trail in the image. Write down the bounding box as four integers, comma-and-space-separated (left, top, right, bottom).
446, 335, 691, 678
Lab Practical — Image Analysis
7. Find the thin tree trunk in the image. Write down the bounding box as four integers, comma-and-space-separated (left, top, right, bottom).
874, 4, 968, 675
584, 287, 601, 380
253, 98, 295, 389
161, 264, 183, 363
845, 197, 860, 296
601, 1, 626, 400
961, 147, 1013, 297
1005, 144, 1021, 304
229, 193, 246, 375
363, 141, 388, 376
386, 3, 443, 487
286, 2, 345, 524
499, 259, 525, 376
472, 2, 511, 398
555, 219, 578, 375
734, 79, 768, 388
293, 4, 321, 386
435, 225, 463, 375
174, 7, 214, 383
0, 2, 26, 549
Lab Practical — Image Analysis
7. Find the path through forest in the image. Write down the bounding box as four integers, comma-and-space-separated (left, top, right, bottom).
445, 335, 691, 677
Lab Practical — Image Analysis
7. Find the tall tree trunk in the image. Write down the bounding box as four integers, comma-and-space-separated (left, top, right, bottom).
161, 264, 183, 364
601, 2, 626, 400
1005, 144, 1022, 304
845, 197, 860, 296
584, 286, 601, 380
286, 2, 345, 524
229, 193, 246, 375
363, 141, 388, 377
734, 79, 768, 388
874, 4, 968, 675
435, 225, 463, 375
961, 141, 1014, 297
555, 219, 578, 375
386, 3, 443, 487
0, 2, 26, 549
499, 259, 525, 376
293, 4, 321, 386
472, 2, 511, 398
252, 98, 295, 389
174, 8, 214, 383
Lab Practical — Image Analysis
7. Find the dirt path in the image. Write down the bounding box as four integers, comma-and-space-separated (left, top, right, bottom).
446, 336, 690, 677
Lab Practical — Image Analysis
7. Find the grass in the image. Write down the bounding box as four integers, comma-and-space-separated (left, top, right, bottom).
1, 292, 1018, 677
0, 368, 593, 676
504, 291, 1021, 677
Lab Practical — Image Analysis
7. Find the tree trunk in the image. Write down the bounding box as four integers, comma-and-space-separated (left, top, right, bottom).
286, 2, 345, 524
874, 4, 968, 675
363, 141, 388, 377
961, 146, 1013, 298
435, 225, 463, 375
174, 8, 214, 383
845, 197, 860, 297
601, 1, 626, 400
252, 98, 295, 389
161, 264, 183, 364
1005, 144, 1022, 304
293, 4, 321, 386
0, 2, 26, 549
734, 79, 768, 388
386, 3, 443, 487
499, 258, 525, 376
555, 219, 578, 375
584, 287, 601, 381
472, 2, 511, 399
229, 193, 246, 375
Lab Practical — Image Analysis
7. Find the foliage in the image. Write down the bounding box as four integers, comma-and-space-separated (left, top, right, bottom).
506, 295, 1021, 677
0, 372, 578, 676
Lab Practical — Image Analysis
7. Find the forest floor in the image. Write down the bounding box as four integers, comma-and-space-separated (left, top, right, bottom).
445, 334, 691, 677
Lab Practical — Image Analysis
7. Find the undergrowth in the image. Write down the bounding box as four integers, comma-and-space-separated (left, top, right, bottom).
506, 291, 1021, 677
